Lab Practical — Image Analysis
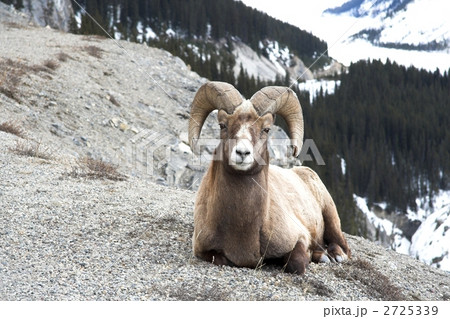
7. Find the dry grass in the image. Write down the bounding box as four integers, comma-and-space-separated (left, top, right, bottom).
309, 279, 334, 297
0, 121, 26, 138
5, 21, 27, 29
0, 58, 57, 101
333, 257, 406, 301
70, 156, 127, 181
9, 139, 52, 160
43, 59, 60, 71
83, 45, 103, 59
108, 94, 120, 107
0, 58, 25, 101
28, 64, 51, 73
56, 52, 71, 62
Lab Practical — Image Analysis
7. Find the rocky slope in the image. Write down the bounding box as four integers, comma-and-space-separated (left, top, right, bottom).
0, 4, 449, 301
5, 0, 74, 31
0, 3, 299, 190
1, 130, 449, 301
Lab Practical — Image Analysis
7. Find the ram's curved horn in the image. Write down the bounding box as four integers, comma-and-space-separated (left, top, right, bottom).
188, 82, 243, 154
250, 87, 303, 157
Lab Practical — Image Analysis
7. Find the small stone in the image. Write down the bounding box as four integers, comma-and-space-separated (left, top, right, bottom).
119, 123, 129, 132
179, 132, 189, 145
109, 118, 120, 127
130, 127, 139, 134
72, 138, 81, 146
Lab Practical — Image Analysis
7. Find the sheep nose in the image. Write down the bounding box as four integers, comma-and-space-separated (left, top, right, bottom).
236, 149, 251, 158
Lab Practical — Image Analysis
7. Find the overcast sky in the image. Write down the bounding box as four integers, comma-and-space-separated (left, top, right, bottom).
239, 0, 348, 38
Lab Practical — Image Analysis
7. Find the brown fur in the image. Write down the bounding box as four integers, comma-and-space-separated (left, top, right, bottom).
192, 98, 350, 274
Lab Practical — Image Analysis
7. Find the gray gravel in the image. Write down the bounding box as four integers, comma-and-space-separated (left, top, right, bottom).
1, 131, 449, 301
0, 4, 449, 301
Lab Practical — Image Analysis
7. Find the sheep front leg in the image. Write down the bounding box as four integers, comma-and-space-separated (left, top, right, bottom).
283, 242, 310, 275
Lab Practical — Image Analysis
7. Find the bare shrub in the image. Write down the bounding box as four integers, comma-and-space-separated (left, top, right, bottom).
70, 156, 127, 181
5, 22, 26, 29
43, 59, 59, 71
0, 58, 26, 101
56, 52, 71, 62
83, 45, 103, 59
0, 121, 26, 138
29, 63, 52, 73
0, 57, 62, 101
9, 139, 52, 160
333, 257, 406, 301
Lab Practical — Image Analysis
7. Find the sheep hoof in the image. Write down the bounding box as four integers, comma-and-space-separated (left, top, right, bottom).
327, 243, 349, 263
319, 254, 331, 263
312, 250, 330, 263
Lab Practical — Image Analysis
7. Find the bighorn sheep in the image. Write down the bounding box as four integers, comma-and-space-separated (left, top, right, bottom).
188, 81, 350, 274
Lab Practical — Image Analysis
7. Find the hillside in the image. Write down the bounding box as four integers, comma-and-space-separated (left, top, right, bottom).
1, 5, 449, 301
2, 130, 449, 301
69, 0, 340, 97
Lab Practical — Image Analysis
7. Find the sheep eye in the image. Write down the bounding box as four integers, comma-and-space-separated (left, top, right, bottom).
262, 128, 270, 134
219, 123, 227, 130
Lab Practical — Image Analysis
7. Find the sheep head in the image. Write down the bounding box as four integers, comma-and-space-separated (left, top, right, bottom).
188, 81, 304, 173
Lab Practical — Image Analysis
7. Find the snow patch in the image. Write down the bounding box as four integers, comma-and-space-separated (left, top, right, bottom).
232, 40, 283, 82
298, 79, 340, 103
114, 29, 122, 40
340, 157, 346, 175
136, 21, 143, 42
354, 195, 410, 255
407, 189, 450, 222
410, 190, 450, 270
145, 27, 157, 41
74, 11, 81, 29
166, 28, 176, 37
356, 190, 450, 271
263, 40, 291, 69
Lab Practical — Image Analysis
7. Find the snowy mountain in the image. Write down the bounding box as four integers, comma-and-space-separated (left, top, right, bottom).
326, 0, 449, 51
322, 0, 450, 71
242, 0, 450, 71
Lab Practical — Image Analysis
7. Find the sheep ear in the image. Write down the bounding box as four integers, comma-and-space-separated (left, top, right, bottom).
250, 87, 303, 157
